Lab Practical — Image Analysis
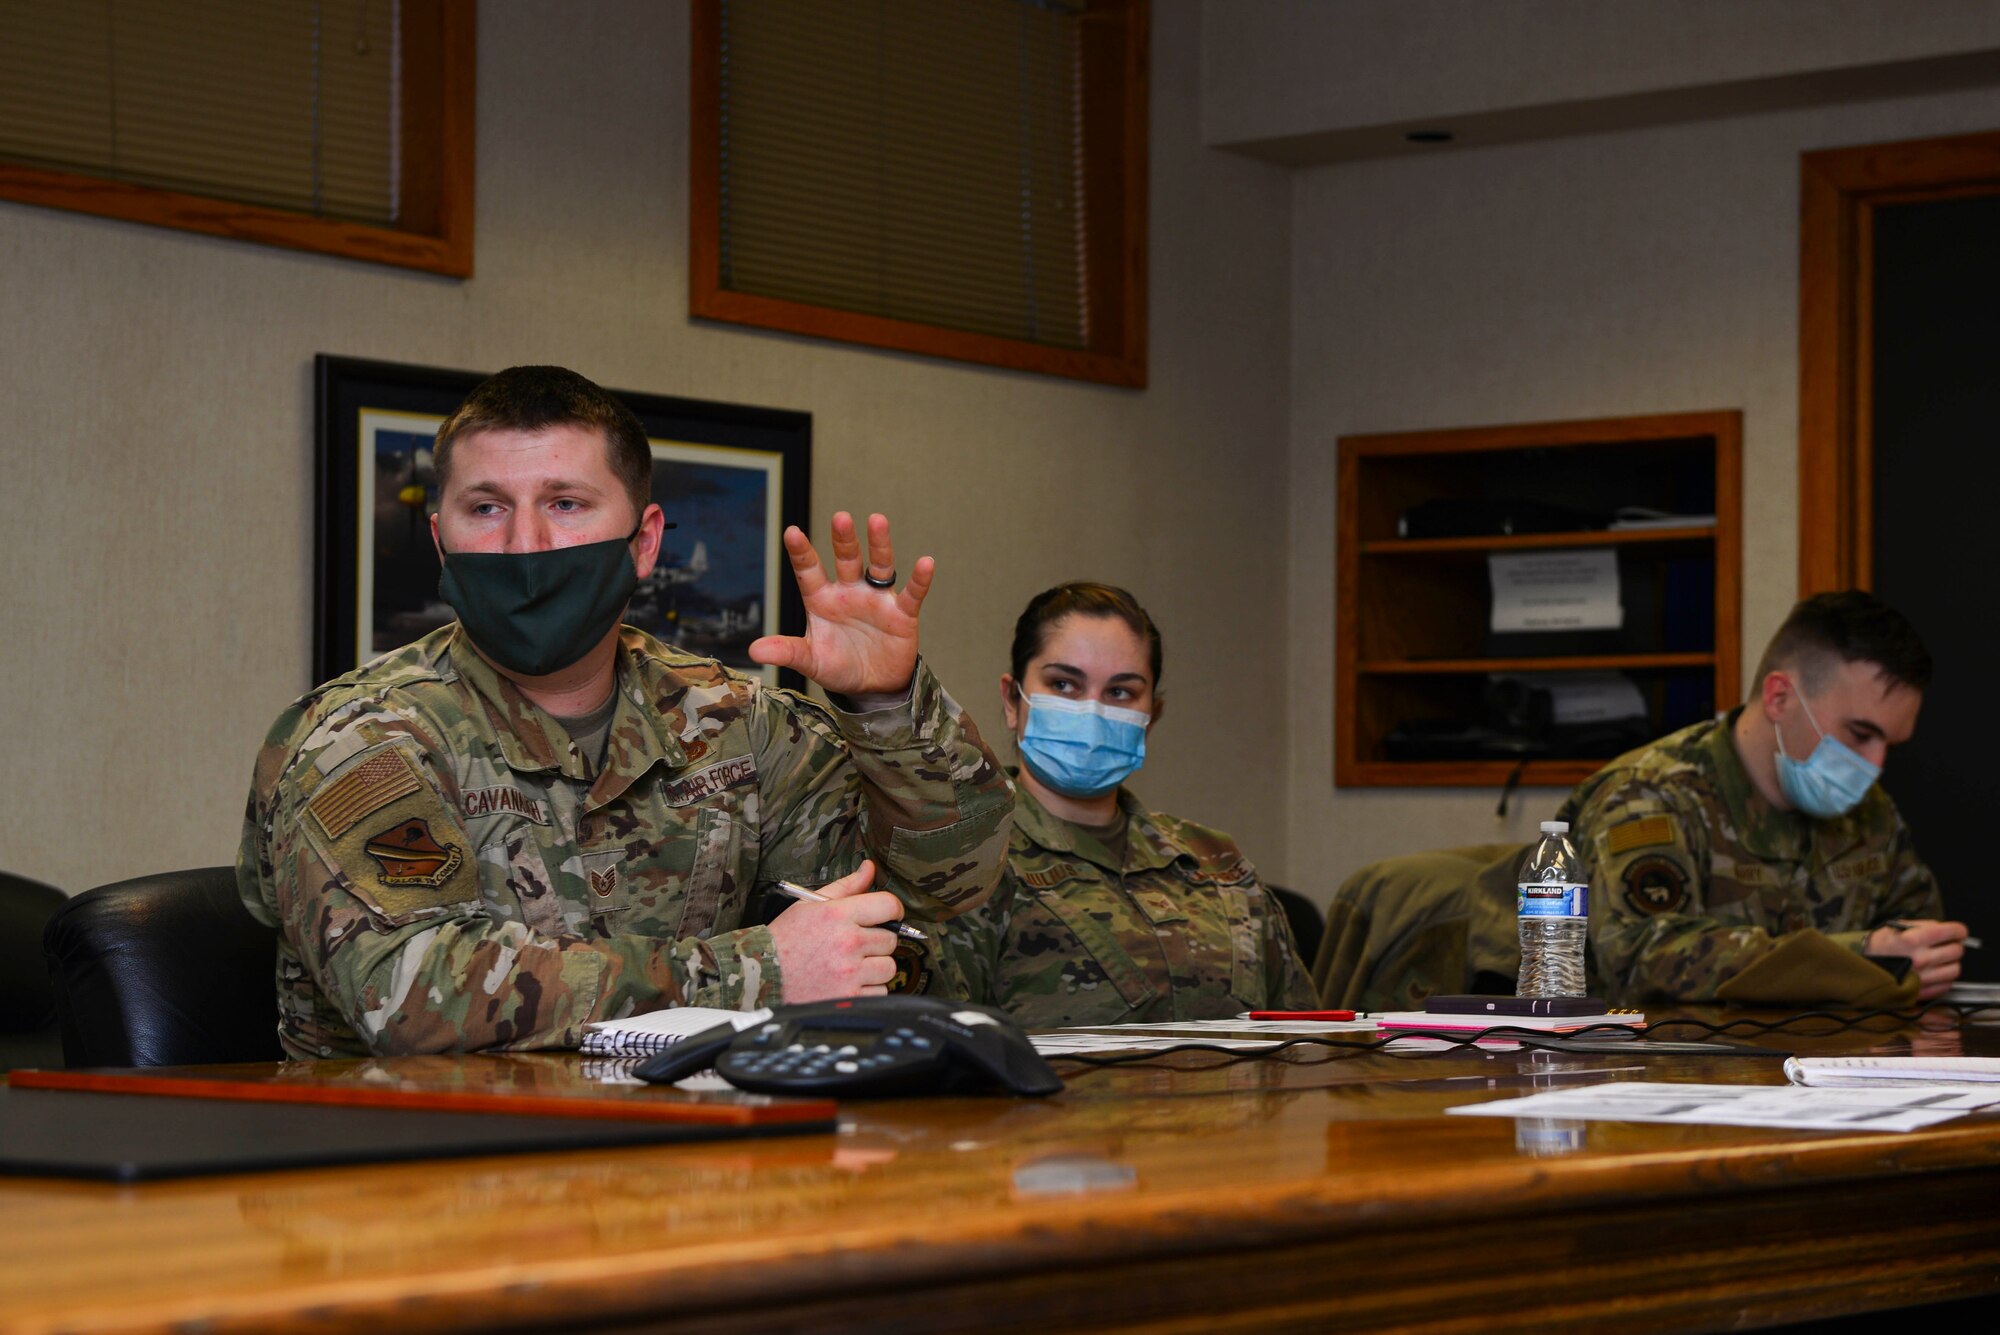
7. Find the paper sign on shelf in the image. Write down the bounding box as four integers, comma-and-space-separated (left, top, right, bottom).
1488, 548, 1623, 633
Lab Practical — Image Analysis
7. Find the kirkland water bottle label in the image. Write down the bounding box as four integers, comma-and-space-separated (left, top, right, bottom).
1517, 882, 1587, 917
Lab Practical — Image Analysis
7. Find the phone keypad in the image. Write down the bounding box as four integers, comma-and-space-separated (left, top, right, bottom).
719, 1025, 935, 1087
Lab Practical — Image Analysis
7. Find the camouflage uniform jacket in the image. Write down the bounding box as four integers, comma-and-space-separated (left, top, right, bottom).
1556, 707, 1941, 1003
237, 625, 1010, 1058
945, 776, 1318, 1028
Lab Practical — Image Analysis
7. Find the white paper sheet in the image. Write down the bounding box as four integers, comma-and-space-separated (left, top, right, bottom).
1448, 1080, 2000, 1133
1032, 1018, 1376, 1056
1031, 1032, 1287, 1055
1785, 1056, 2000, 1087
1488, 549, 1623, 632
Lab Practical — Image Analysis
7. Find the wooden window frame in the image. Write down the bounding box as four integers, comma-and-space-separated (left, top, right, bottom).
0, 0, 475, 278
688, 0, 1149, 388
1797, 129, 2000, 594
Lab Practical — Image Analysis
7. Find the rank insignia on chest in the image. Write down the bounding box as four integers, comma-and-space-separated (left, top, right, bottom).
363, 818, 464, 888
1622, 854, 1690, 916
589, 866, 619, 898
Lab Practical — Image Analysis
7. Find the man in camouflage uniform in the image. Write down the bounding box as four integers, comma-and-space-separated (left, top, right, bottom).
1562, 591, 1965, 1006
1316, 592, 1966, 1010
239, 366, 1010, 1058
948, 775, 1319, 1029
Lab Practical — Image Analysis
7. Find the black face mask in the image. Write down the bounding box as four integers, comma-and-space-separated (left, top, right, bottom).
437, 524, 642, 677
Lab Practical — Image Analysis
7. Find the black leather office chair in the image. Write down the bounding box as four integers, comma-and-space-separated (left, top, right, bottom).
1, 871, 67, 1072
1265, 884, 1324, 974
43, 867, 283, 1067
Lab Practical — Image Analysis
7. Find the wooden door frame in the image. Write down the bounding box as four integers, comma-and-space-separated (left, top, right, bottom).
1798, 129, 2000, 594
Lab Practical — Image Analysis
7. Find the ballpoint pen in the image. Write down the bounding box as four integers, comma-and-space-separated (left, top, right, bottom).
1888, 919, 1983, 949
775, 880, 928, 941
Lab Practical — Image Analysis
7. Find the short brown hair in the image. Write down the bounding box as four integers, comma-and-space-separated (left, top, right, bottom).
1010, 582, 1164, 686
1753, 590, 1932, 696
434, 366, 652, 515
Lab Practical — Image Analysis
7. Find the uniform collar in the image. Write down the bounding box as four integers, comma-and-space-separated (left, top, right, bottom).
446, 624, 685, 806
1009, 769, 1184, 875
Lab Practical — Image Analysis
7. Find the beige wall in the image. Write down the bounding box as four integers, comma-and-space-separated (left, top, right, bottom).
1204, 0, 2000, 157
1283, 84, 2000, 900
0, 0, 1296, 895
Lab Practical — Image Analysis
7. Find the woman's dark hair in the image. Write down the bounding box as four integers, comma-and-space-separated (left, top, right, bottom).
1009, 582, 1163, 686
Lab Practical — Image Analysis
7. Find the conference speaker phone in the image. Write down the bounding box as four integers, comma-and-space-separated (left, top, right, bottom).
633, 995, 1064, 1098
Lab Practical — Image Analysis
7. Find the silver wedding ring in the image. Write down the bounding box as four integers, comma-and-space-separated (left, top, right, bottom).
863, 569, 897, 589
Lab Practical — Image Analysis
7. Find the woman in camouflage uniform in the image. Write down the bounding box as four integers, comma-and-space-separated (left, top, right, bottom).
948, 583, 1319, 1027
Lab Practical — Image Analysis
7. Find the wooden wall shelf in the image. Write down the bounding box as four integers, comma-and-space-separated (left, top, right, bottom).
1362, 526, 1717, 556
1358, 652, 1716, 676
1335, 411, 1742, 788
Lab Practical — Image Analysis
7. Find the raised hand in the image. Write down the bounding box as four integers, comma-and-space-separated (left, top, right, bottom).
749, 511, 932, 696
765, 860, 906, 1002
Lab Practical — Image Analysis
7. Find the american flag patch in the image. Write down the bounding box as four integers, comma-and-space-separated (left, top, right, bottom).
310, 749, 423, 840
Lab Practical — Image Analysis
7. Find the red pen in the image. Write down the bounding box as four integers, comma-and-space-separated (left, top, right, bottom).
1247, 1010, 1358, 1021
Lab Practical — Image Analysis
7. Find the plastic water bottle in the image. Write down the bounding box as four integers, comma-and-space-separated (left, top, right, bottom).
1517, 819, 1588, 997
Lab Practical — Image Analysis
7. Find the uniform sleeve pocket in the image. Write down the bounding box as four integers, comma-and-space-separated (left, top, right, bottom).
887, 814, 1012, 915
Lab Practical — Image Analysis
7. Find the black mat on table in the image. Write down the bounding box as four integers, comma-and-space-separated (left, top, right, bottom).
0, 1085, 831, 1182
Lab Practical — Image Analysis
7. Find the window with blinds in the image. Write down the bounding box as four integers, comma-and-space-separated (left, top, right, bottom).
0, 0, 473, 276
692, 0, 1148, 387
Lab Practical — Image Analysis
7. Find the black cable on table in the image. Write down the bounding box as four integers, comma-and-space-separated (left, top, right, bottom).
1045, 1003, 2000, 1070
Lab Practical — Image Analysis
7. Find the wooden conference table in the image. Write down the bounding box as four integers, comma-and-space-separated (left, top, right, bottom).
2, 1010, 1999, 1334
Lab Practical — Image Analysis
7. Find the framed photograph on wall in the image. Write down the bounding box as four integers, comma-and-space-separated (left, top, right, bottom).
313, 355, 812, 689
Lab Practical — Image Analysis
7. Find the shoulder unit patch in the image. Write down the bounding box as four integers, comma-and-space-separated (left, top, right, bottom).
888, 939, 934, 995
363, 818, 464, 888
1622, 854, 1690, 917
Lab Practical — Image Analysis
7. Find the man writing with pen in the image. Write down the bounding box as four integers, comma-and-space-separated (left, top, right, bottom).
1561, 592, 1972, 1007
238, 365, 1011, 1058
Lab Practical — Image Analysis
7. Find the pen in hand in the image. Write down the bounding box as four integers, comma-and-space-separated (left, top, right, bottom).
1888, 919, 1983, 950
775, 879, 928, 942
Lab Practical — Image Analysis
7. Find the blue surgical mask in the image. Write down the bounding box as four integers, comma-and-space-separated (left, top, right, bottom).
1774, 689, 1880, 819
1016, 692, 1149, 799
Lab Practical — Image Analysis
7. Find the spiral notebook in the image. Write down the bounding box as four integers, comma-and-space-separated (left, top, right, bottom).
580, 1007, 772, 1055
